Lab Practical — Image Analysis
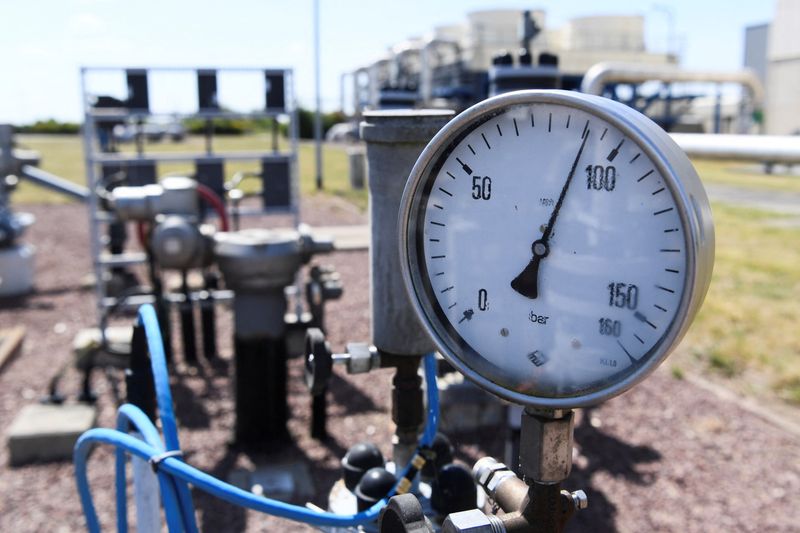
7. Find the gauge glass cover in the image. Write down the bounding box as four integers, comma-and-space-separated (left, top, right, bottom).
400, 91, 713, 408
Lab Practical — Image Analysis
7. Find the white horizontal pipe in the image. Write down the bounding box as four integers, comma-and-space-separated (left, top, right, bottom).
581, 62, 764, 106
670, 134, 800, 164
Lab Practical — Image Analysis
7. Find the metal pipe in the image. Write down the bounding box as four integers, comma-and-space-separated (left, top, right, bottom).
352, 68, 368, 117
669, 133, 800, 164
367, 59, 390, 109
420, 38, 462, 106
20, 165, 90, 201
580, 62, 765, 108
361, 109, 453, 356
313, 0, 323, 190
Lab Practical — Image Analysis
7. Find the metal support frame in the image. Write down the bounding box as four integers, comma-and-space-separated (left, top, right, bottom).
79, 66, 300, 334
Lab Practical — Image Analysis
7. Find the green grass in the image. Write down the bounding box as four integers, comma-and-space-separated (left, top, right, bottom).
679, 202, 800, 402
692, 158, 800, 194
13, 133, 366, 209
13, 135, 88, 203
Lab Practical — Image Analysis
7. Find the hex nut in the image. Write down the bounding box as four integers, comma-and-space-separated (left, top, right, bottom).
346, 342, 374, 374
571, 489, 589, 510
519, 410, 574, 483
442, 509, 505, 533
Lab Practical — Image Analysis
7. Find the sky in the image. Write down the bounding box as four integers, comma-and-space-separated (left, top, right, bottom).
0, 0, 774, 124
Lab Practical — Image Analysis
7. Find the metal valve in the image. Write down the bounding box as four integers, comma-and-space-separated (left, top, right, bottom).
304, 328, 332, 396
304, 328, 382, 440
304, 329, 381, 394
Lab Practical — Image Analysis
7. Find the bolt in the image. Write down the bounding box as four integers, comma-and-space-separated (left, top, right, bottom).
571, 490, 588, 510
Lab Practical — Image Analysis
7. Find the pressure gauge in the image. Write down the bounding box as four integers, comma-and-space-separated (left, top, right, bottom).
399, 91, 714, 409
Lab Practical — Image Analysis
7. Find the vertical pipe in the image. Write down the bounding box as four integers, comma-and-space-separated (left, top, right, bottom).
361, 109, 453, 356
205, 119, 213, 155
180, 271, 197, 364
200, 272, 217, 360
339, 72, 348, 115
311, 391, 327, 440
313, 0, 324, 190
232, 290, 290, 447
664, 82, 672, 132
80, 69, 109, 338
361, 109, 453, 466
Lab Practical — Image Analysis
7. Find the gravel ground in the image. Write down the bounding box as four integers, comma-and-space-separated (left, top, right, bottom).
1, 200, 798, 532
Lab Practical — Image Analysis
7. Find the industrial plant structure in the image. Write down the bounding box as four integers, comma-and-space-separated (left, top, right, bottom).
745, 0, 800, 134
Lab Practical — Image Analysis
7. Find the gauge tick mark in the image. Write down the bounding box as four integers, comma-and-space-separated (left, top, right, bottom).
665, 268, 680, 274
446, 171, 456, 180
634, 311, 657, 330
656, 285, 675, 294
458, 309, 475, 323
441, 286, 454, 294
652, 187, 665, 195
456, 157, 472, 175
481, 133, 491, 149
600, 127, 608, 140
634, 333, 645, 344
638, 170, 654, 182
513, 118, 519, 136
566, 114, 571, 128
496, 124, 503, 136
582, 119, 590, 137
617, 340, 637, 363
607, 139, 624, 161
654, 304, 668, 312
430, 221, 445, 227
629, 153, 641, 164
653, 207, 674, 216
467, 144, 476, 155
438, 187, 453, 197
548, 113, 552, 132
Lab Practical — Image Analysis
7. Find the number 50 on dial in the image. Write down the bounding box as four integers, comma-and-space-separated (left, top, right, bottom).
399, 90, 714, 409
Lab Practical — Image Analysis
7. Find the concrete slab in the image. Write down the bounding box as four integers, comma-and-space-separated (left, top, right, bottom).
314, 225, 369, 251
229, 460, 315, 501
7, 403, 97, 466
275, 225, 370, 251
73, 326, 132, 369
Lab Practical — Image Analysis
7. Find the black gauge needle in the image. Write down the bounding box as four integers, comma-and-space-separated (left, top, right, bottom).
511, 129, 591, 299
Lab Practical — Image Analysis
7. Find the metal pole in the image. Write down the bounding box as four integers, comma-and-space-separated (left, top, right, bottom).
313, 0, 324, 190
652, 4, 676, 58
80, 68, 108, 337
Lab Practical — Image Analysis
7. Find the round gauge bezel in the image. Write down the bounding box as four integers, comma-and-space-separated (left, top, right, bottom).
399, 90, 714, 409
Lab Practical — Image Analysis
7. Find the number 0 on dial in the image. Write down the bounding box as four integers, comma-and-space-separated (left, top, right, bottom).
399, 90, 714, 408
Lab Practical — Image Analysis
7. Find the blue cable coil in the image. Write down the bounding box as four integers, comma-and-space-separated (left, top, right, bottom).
74, 304, 440, 531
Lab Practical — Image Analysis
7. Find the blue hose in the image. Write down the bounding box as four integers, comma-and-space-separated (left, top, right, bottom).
137, 306, 198, 532
114, 404, 185, 533
74, 304, 440, 530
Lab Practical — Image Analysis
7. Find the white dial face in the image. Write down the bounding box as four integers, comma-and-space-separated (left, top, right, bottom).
412, 101, 689, 401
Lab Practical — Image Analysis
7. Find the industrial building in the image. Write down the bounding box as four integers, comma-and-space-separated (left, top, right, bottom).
745, 0, 800, 134
344, 9, 675, 116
